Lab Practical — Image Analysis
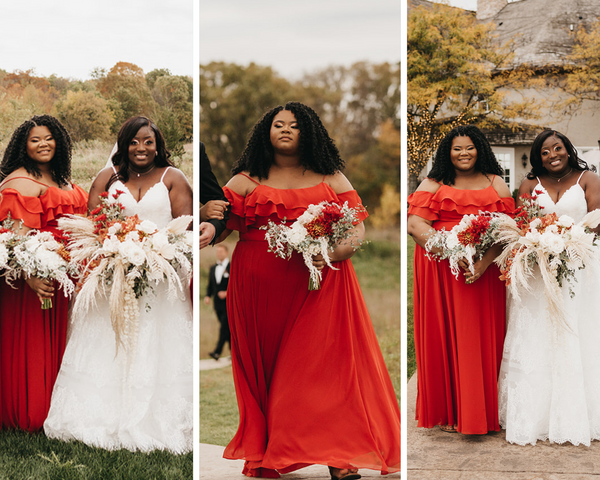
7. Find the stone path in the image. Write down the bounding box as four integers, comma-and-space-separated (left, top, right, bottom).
199, 443, 401, 479
407, 373, 600, 479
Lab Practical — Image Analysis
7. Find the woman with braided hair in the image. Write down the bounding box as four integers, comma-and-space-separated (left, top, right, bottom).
407, 124, 514, 434
0, 115, 88, 431
216, 102, 400, 479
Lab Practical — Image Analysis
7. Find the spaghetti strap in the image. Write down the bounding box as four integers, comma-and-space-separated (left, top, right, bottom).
111, 165, 118, 175
577, 171, 586, 184
160, 166, 171, 183
238, 172, 261, 185
0, 176, 50, 189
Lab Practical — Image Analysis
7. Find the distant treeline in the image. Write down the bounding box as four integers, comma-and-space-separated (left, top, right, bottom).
0, 62, 192, 157
200, 61, 400, 226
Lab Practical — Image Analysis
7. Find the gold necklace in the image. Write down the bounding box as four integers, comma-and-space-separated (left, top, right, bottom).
129, 164, 156, 178
548, 168, 573, 183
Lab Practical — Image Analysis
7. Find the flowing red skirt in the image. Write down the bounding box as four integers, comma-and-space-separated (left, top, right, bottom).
413, 245, 505, 434
0, 279, 69, 432
224, 234, 400, 475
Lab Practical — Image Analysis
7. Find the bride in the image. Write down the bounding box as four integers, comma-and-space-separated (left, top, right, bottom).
43, 116, 194, 453
499, 129, 600, 446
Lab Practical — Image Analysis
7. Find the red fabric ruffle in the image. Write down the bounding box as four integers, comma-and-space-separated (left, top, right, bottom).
224, 183, 368, 233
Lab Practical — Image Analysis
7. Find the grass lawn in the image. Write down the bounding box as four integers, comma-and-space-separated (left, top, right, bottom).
199, 228, 401, 446
0, 142, 195, 480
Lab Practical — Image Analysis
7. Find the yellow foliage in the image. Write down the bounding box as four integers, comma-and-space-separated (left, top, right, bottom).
369, 183, 400, 229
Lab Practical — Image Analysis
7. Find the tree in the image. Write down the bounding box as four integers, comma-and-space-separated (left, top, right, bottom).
407, 3, 540, 192
96, 62, 156, 129
53, 90, 114, 142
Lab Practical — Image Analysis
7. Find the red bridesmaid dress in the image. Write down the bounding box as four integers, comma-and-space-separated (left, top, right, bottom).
408, 182, 514, 434
222, 177, 400, 478
0, 179, 88, 432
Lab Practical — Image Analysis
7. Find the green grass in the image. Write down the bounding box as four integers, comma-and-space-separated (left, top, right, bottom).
0, 430, 192, 479
200, 229, 401, 446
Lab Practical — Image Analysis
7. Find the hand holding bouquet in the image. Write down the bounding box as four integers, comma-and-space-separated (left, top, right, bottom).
495, 190, 600, 327
58, 190, 192, 352
262, 201, 365, 290
425, 212, 505, 279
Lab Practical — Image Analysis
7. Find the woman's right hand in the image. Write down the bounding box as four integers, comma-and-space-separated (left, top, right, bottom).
25, 276, 54, 304
200, 200, 229, 222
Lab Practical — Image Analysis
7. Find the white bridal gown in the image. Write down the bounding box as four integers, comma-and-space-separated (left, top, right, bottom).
498, 172, 600, 446
44, 168, 193, 453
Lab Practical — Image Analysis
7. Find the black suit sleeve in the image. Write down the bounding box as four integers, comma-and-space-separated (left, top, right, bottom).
206, 265, 217, 298
200, 142, 229, 242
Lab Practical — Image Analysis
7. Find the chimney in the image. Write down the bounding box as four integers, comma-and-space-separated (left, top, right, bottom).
477, 0, 508, 20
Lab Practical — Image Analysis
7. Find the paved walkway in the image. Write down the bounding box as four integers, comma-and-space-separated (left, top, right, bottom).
199, 356, 232, 371
407, 373, 600, 479
199, 443, 401, 479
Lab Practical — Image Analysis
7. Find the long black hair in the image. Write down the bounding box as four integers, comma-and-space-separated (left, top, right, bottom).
526, 129, 589, 179
428, 125, 504, 185
0, 115, 72, 186
107, 116, 173, 190
231, 101, 344, 179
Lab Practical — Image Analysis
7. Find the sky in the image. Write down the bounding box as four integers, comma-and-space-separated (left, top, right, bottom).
0, 0, 193, 80
446, 0, 477, 9
199, 0, 402, 80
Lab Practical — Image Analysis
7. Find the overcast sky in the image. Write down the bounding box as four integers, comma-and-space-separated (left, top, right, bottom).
446, 0, 477, 10
199, 0, 401, 80
0, 0, 193, 80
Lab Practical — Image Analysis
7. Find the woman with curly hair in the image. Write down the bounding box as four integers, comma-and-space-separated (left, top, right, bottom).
44, 116, 193, 453
0, 115, 88, 432
215, 102, 400, 479
407, 124, 514, 434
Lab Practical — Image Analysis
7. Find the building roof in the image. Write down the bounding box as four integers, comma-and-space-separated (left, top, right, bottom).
488, 0, 600, 68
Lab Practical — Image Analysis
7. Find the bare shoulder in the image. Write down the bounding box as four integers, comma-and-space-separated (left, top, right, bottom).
581, 169, 600, 189
491, 175, 512, 198
0, 169, 44, 196
90, 167, 115, 188
164, 166, 190, 186
324, 172, 354, 194
518, 176, 538, 196
415, 178, 441, 194
225, 172, 257, 197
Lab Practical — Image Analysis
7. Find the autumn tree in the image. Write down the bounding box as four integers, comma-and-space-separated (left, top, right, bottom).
407, 3, 539, 192
96, 62, 156, 129
53, 90, 114, 142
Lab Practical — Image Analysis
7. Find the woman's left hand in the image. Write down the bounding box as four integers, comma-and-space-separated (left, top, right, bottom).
462, 258, 489, 284
312, 254, 327, 270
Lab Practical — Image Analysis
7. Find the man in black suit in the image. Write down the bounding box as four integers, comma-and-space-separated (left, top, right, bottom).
204, 244, 230, 360
200, 142, 229, 249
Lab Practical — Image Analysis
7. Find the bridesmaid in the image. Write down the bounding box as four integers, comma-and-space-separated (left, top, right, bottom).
407, 125, 513, 434
0, 115, 88, 431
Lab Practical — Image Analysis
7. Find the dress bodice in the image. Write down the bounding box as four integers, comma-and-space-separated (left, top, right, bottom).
408, 183, 515, 230
109, 176, 173, 229
535, 173, 588, 223
223, 182, 368, 240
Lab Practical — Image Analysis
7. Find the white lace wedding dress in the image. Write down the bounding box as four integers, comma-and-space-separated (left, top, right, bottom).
498, 172, 600, 446
44, 168, 193, 453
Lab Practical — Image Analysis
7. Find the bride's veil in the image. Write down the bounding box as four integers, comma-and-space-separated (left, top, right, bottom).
105, 142, 118, 169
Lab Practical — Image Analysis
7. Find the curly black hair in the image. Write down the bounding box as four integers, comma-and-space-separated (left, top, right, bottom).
428, 125, 504, 185
526, 129, 589, 179
0, 115, 72, 186
106, 116, 173, 190
231, 101, 344, 179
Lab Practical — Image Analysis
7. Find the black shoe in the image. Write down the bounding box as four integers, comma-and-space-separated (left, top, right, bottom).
209, 351, 220, 361
328, 467, 361, 480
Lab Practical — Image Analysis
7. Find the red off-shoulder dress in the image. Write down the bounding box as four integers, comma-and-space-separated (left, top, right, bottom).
408, 183, 514, 434
222, 180, 400, 478
0, 180, 88, 432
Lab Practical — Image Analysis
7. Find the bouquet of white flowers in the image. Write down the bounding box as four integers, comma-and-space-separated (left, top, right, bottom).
58, 190, 192, 352
262, 201, 365, 290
